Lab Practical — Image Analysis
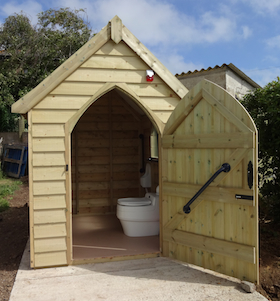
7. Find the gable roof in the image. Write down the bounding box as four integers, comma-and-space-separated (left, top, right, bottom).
176, 63, 261, 89
12, 16, 188, 114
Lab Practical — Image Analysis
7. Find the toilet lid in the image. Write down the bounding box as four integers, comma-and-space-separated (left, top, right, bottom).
117, 199, 152, 206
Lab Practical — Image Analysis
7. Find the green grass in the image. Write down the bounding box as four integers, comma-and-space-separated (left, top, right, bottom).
0, 173, 22, 212
0, 198, 9, 212
0, 169, 5, 180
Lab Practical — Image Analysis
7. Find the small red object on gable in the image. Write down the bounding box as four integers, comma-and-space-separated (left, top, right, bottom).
146, 70, 154, 82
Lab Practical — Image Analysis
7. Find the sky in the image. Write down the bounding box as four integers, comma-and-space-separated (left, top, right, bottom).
1, 0, 280, 87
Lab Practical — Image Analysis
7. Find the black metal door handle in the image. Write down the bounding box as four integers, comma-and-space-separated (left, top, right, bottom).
183, 163, 231, 214
247, 161, 253, 189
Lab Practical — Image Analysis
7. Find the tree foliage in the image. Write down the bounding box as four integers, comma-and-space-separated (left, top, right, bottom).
242, 77, 280, 223
0, 8, 92, 131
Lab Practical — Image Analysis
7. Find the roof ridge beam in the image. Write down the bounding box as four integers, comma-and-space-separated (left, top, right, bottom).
110, 15, 123, 44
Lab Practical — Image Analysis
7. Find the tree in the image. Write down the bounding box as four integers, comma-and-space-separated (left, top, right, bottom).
0, 8, 93, 131
242, 77, 280, 223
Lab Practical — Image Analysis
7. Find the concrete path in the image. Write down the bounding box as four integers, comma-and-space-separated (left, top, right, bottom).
10, 244, 267, 301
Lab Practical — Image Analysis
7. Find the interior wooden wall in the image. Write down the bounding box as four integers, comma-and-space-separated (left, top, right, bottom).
71, 90, 158, 215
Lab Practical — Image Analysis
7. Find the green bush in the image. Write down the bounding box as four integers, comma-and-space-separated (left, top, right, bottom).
242, 77, 280, 223
0, 8, 92, 132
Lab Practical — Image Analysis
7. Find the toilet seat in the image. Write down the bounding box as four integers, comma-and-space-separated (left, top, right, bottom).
117, 198, 151, 207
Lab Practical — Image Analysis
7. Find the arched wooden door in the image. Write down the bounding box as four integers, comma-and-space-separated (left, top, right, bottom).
161, 80, 258, 283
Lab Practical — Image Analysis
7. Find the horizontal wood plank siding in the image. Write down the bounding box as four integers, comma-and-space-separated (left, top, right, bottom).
33, 181, 66, 196
48, 40, 180, 125
66, 69, 163, 84
35, 95, 90, 110
33, 152, 66, 167
32, 124, 65, 137
81, 55, 148, 70
32, 110, 78, 124
34, 237, 67, 253
140, 97, 179, 111
33, 138, 65, 152
31, 111, 68, 268
33, 167, 66, 181
34, 209, 67, 225
33, 195, 66, 210
50, 82, 104, 96
34, 251, 67, 267
34, 223, 67, 239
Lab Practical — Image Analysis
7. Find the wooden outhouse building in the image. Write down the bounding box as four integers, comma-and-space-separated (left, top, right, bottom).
12, 16, 259, 284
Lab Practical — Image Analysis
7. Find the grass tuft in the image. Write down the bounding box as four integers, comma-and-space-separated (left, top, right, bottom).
0, 169, 6, 180
0, 198, 9, 212
0, 177, 22, 213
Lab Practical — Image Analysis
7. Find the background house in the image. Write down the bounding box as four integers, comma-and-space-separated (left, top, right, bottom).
176, 63, 261, 100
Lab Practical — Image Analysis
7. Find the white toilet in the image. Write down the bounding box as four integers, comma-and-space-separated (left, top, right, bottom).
116, 164, 159, 237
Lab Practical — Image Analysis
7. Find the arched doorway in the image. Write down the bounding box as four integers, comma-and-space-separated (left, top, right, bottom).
70, 89, 161, 263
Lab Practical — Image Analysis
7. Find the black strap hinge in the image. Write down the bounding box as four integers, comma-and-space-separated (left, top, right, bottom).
235, 194, 253, 200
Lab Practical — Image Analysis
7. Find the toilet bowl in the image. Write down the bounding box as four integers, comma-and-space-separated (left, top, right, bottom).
116, 163, 159, 237
117, 192, 159, 237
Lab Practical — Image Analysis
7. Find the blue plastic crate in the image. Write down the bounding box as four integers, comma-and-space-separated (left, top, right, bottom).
2, 145, 28, 178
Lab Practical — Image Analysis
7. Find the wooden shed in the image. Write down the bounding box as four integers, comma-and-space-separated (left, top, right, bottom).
12, 16, 259, 283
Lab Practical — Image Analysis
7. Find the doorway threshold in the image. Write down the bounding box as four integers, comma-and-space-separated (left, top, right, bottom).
72, 252, 160, 265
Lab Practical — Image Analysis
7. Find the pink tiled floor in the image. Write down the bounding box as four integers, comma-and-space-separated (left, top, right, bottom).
72, 214, 160, 260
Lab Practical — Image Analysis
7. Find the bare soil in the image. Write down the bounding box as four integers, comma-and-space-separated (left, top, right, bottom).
0, 177, 29, 301
257, 221, 280, 300
0, 176, 279, 301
